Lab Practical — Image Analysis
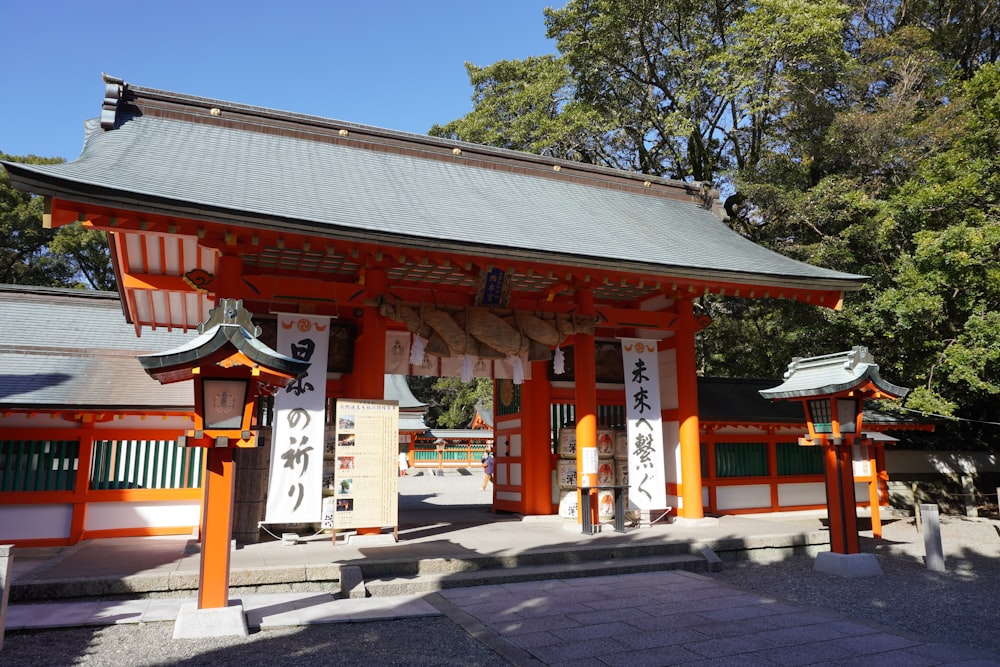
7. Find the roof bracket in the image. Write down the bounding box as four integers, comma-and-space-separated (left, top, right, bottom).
101, 74, 124, 130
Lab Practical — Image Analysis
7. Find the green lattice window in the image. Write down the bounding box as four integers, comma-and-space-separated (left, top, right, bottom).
0, 440, 79, 492
714, 442, 768, 478
776, 442, 824, 475
90, 440, 203, 490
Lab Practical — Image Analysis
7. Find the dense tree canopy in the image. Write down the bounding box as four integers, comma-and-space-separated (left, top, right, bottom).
407, 376, 494, 429
434, 0, 1000, 445
0, 153, 114, 290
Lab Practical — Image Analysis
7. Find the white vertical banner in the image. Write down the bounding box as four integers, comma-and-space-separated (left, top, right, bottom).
621, 338, 667, 510
265, 314, 330, 523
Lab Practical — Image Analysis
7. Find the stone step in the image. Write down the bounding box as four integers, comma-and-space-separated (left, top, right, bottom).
353, 540, 699, 579
363, 553, 707, 597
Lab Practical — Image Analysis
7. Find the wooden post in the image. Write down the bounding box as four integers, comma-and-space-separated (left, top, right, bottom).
867, 441, 882, 539
574, 289, 598, 528
522, 361, 554, 515
824, 442, 860, 554
198, 446, 236, 609
676, 300, 704, 519
70, 424, 95, 545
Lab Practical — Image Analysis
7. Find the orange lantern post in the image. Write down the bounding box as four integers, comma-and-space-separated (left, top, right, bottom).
139, 299, 309, 636
760, 347, 907, 576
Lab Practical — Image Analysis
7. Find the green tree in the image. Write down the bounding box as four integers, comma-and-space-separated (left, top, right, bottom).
0, 153, 114, 290
545, 0, 849, 182
407, 376, 494, 429
434, 2, 1000, 447
430, 56, 613, 165
858, 64, 1000, 424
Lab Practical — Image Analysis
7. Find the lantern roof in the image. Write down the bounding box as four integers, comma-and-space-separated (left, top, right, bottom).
138, 299, 309, 385
758, 346, 908, 401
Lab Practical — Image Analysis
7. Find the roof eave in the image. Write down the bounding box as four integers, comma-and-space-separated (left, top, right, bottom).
3, 163, 868, 297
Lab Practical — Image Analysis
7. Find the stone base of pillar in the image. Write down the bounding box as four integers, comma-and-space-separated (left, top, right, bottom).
813, 551, 883, 577
670, 515, 720, 527
1, 544, 13, 651
173, 601, 248, 639
345, 532, 396, 546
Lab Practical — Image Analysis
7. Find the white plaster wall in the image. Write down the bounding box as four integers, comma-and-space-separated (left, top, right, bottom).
658, 348, 679, 410
662, 420, 681, 484
508, 433, 522, 457
95, 415, 193, 430
0, 414, 78, 429
509, 463, 522, 486
497, 463, 508, 485
85, 501, 200, 530
0, 504, 72, 540
885, 450, 1000, 475
716, 484, 771, 510
496, 491, 521, 503
778, 482, 826, 507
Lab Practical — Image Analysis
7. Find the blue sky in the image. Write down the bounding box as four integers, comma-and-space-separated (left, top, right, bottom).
2, 1, 559, 160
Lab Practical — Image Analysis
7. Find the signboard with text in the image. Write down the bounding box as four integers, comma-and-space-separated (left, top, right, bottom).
332, 398, 399, 530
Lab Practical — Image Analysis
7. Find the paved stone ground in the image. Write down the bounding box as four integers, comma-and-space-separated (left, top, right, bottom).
5, 472, 999, 665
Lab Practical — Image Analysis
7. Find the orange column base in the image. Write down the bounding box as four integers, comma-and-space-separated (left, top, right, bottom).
198, 448, 236, 609
824, 443, 860, 554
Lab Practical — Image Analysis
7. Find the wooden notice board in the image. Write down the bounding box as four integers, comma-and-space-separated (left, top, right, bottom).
331, 398, 399, 531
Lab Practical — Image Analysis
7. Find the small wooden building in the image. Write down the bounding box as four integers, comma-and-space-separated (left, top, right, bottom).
0, 285, 197, 545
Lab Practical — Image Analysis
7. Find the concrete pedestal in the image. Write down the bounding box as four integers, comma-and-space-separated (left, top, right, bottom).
345, 533, 396, 546
813, 551, 883, 577
671, 516, 720, 528
1, 545, 12, 651
173, 601, 249, 639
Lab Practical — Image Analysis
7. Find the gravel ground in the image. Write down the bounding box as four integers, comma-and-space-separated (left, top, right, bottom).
2, 616, 510, 666
5, 488, 997, 665
712, 514, 1000, 656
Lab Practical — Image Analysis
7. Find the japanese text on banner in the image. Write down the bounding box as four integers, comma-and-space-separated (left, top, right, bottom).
265, 315, 330, 523
621, 338, 667, 509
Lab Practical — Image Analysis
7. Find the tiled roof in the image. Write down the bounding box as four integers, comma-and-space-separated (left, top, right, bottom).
758, 347, 909, 400
2, 78, 866, 295
700, 376, 924, 430
384, 375, 425, 409
699, 377, 806, 423
0, 285, 193, 411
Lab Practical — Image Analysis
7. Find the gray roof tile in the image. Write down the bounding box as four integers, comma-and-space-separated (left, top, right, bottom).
0, 286, 193, 410
2, 81, 866, 294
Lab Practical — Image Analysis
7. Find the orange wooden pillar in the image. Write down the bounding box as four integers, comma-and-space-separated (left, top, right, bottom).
676, 299, 705, 519
199, 447, 236, 608
197, 253, 243, 608
358, 267, 387, 399
867, 441, 882, 539
522, 361, 554, 514
574, 289, 598, 527
357, 267, 387, 535
69, 422, 95, 545
875, 442, 889, 538
824, 443, 860, 554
